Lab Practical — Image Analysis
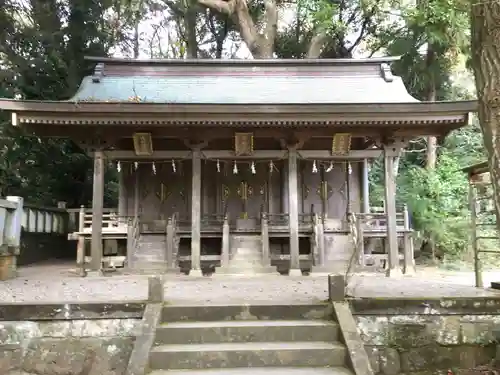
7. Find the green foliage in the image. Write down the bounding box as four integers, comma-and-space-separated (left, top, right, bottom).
0, 0, 122, 207
398, 152, 470, 258
369, 124, 485, 260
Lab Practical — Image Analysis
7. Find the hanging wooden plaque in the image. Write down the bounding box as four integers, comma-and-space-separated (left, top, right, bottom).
234, 132, 254, 156
331, 133, 352, 155
133, 132, 154, 156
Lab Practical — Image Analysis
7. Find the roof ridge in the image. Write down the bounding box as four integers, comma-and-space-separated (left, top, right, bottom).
84, 56, 401, 66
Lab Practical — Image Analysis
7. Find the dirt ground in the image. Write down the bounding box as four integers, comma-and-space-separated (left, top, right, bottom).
0, 261, 499, 304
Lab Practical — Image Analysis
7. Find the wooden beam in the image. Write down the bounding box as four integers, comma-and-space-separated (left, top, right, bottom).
298, 149, 393, 159
202, 150, 288, 159
95, 149, 391, 160
93, 151, 192, 159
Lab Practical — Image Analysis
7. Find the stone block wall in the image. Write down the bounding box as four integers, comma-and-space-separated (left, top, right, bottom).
0, 318, 141, 375
352, 298, 500, 375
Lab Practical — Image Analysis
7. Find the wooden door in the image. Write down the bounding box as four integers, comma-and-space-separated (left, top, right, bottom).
220, 161, 267, 221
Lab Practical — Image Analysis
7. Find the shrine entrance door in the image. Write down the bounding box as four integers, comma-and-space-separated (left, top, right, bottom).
220, 162, 267, 226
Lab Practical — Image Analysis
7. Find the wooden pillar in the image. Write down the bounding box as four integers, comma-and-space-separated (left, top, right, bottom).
362, 159, 370, 213
134, 165, 140, 220
383, 147, 401, 277
221, 214, 230, 268
90, 149, 105, 273
288, 148, 301, 276
402, 204, 415, 274
118, 167, 127, 219
76, 205, 86, 276
261, 213, 270, 267
190, 149, 202, 277
470, 183, 482, 287
281, 162, 289, 213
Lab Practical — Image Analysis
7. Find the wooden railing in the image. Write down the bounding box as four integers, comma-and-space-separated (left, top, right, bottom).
267, 213, 289, 226
354, 205, 415, 272
201, 213, 226, 229
356, 205, 409, 231
67, 207, 128, 234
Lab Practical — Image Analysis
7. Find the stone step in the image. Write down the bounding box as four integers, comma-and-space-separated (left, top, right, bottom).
149, 367, 353, 375
215, 266, 278, 275
161, 304, 333, 322
149, 341, 346, 370
155, 320, 339, 345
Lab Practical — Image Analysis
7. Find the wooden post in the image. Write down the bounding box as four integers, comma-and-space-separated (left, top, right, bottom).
76, 205, 86, 276
190, 149, 202, 277
90, 149, 105, 273
315, 214, 325, 267
383, 147, 401, 277
356, 215, 365, 267
78, 205, 85, 232
76, 237, 87, 277
288, 148, 301, 276
134, 165, 140, 221
470, 183, 482, 287
126, 218, 135, 270
221, 214, 230, 268
166, 217, 175, 271
402, 204, 415, 275
362, 159, 370, 213
261, 213, 270, 267
118, 166, 127, 220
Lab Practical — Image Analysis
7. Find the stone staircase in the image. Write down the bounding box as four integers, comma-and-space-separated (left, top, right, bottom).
217, 234, 277, 275
147, 303, 353, 374
129, 234, 167, 272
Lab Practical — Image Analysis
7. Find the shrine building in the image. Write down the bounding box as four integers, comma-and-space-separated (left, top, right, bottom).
0, 57, 476, 277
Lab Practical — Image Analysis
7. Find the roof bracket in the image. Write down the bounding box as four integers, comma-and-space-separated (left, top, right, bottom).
92, 63, 105, 83
380, 63, 394, 82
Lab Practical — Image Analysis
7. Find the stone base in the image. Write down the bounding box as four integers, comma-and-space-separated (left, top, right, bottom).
215, 265, 278, 275
288, 268, 303, 276
188, 268, 204, 277
386, 266, 403, 278
403, 265, 416, 276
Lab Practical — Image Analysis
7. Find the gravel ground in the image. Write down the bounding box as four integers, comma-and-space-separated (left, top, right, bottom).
0, 262, 499, 304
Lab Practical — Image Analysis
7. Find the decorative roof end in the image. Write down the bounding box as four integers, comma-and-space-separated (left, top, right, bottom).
92, 63, 105, 83
380, 63, 394, 83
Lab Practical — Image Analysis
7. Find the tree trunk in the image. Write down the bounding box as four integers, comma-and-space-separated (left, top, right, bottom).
471, 0, 500, 233
426, 42, 437, 169
197, 0, 276, 59
184, 0, 198, 58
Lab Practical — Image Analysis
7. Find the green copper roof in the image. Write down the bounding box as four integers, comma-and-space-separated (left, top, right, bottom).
69, 57, 418, 104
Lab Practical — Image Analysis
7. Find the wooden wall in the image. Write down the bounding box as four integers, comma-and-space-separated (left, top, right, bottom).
120, 159, 362, 222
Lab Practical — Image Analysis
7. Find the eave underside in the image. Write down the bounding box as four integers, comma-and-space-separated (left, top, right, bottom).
3, 100, 475, 140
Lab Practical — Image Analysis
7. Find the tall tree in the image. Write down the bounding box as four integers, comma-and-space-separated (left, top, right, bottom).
471, 0, 500, 232
194, 0, 389, 58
